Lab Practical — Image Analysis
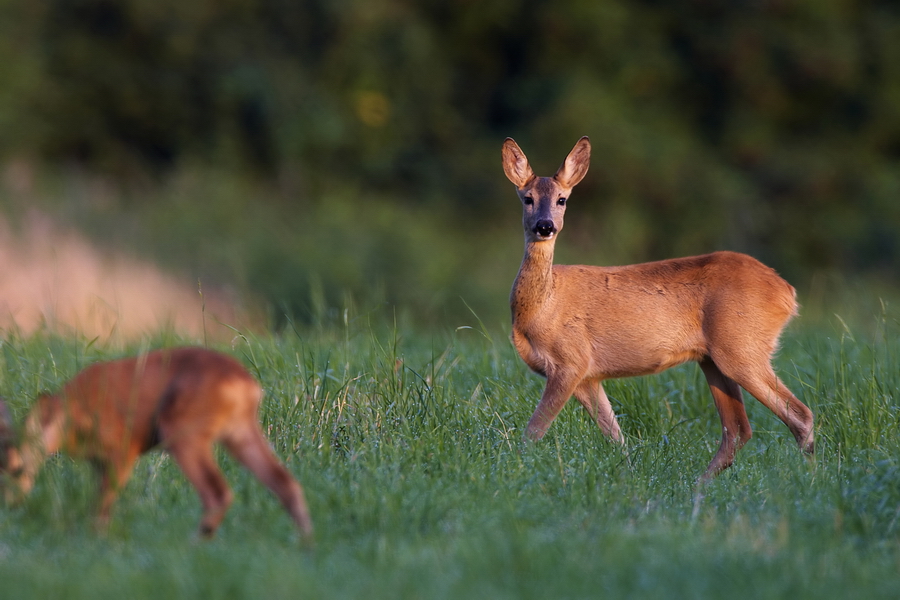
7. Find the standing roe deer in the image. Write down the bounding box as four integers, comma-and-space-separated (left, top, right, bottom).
502, 136, 814, 480
0, 347, 313, 540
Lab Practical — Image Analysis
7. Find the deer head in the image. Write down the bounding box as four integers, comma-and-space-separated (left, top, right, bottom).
502, 136, 591, 243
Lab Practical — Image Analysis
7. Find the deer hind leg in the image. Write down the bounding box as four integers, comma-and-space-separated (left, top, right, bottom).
732, 366, 814, 454
573, 378, 623, 443
525, 370, 584, 441
223, 424, 314, 540
699, 358, 753, 480
711, 346, 814, 455
168, 441, 233, 538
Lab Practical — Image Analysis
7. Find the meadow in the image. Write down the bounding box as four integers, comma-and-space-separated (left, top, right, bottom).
0, 301, 898, 600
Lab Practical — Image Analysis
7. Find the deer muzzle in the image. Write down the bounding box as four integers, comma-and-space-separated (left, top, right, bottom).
533, 219, 556, 239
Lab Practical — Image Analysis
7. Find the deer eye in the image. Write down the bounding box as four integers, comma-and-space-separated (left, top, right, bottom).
523, 196, 534, 205
557, 197, 567, 206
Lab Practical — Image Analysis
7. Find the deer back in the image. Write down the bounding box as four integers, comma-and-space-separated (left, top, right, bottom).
51, 348, 259, 460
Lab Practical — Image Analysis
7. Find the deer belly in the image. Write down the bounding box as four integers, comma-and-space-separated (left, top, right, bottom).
589, 341, 704, 379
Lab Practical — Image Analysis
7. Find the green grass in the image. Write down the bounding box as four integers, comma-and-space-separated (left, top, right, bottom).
1, 309, 900, 599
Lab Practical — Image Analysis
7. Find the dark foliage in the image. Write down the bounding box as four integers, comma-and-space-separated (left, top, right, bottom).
0, 0, 898, 314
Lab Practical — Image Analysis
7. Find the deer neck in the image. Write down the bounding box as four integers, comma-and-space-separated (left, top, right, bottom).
14, 397, 62, 496
511, 239, 556, 326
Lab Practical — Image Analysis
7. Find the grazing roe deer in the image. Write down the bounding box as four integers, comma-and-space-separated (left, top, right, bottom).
502, 136, 814, 480
0, 347, 313, 540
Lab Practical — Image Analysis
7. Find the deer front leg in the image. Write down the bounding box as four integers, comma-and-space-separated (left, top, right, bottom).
525, 371, 583, 441
94, 458, 137, 532
573, 378, 623, 443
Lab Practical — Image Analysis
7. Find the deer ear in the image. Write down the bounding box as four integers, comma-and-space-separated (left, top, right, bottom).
502, 138, 535, 188
555, 136, 591, 188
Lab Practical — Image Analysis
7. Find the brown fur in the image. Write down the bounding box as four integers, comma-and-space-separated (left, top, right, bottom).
0, 347, 313, 540
503, 137, 814, 480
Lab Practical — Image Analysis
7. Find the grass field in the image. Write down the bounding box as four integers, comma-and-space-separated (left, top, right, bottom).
0, 305, 899, 599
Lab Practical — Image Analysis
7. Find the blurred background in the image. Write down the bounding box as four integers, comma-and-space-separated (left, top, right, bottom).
0, 0, 897, 337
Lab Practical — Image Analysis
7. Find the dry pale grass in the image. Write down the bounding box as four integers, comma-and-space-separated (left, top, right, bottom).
0, 212, 257, 343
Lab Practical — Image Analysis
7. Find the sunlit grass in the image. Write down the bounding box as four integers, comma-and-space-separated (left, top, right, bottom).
1, 309, 899, 598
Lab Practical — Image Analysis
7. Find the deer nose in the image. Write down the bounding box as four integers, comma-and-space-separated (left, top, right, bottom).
534, 220, 556, 238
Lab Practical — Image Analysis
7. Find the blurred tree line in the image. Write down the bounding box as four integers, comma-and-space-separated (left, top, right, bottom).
0, 0, 898, 324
